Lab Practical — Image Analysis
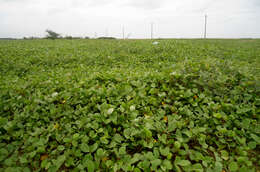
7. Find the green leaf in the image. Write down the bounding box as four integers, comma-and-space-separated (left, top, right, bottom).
183, 130, 192, 138
57, 145, 65, 151
107, 108, 114, 115
80, 143, 90, 153
220, 150, 229, 160
4, 167, 21, 172
23, 167, 31, 172
0, 117, 8, 126
65, 157, 75, 167
214, 161, 223, 172
119, 146, 126, 155
4, 156, 17, 166
130, 105, 136, 111
213, 113, 222, 119
248, 141, 256, 149
159, 134, 167, 144
105, 160, 113, 167
168, 116, 177, 132
114, 134, 123, 143
0, 148, 9, 161
133, 168, 141, 172
130, 154, 142, 164
96, 148, 104, 158
86, 160, 95, 172
160, 147, 170, 156
174, 141, 181, 149
100, 136, 109, 144
41, 159, 50, 169
176, 160, 191, 166
124, 128, 132, 139
90, 143, 98, 153
163, 159, 173, 170
191, 163, 203, 172
19, 156, 28, 164
73, 133, 80, 140
239, 165, 249, 172
143, 128, 152, 138
250, 134, 260, 143
229, 161, 238, 172
144, 152, 154, 160
56, 155, 66, 170
138, 160, 150, 169
151, 159, 161, 170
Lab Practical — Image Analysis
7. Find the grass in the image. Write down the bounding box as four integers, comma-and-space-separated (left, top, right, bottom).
0, 39, 259, 172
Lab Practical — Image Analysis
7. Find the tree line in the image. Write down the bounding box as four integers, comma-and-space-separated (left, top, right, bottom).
23, 30, 116, 40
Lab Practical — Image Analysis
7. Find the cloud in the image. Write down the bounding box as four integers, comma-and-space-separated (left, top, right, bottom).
0, 0, 24, 1
189, 0, 215, 13
0, 0, 259, 38
0, 0, 31, 4
252, 0, 260, 6
87, 0, 112, 7
123, 0, 167, 10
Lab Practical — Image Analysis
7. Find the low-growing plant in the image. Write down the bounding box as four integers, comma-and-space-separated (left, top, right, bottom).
0, 39, 259, 171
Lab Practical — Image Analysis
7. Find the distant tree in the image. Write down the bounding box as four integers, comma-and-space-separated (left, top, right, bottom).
64, 36, 88, 39
45, 29, 60, 40
85, 36, 90, 39
97, 37, 116, 40
24, 36, 42, 40
73, 37, 82, 39
65, 36, 73, 39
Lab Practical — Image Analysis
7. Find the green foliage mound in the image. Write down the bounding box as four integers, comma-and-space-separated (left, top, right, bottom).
0, 39, 259, 171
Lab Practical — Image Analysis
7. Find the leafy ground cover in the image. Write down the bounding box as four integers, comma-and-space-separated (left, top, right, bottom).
0, 39, 259, 172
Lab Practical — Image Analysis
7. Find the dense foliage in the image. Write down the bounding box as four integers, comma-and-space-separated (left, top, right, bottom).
0, 39, 259, 172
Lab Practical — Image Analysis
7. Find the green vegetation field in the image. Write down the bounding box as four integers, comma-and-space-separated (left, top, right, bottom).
0, 39, 259, 172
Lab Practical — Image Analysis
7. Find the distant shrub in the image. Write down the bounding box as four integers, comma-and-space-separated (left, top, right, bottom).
98, 37, 116, 40
64, 36, 86, 39
45, 29, 61, 40
0, 38, 17, 40
73, 37, 82, 39
65, 36, 73, 39
23, 37, 41, 40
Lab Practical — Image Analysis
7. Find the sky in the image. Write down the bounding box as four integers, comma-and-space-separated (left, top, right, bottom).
0, 0, 260, 38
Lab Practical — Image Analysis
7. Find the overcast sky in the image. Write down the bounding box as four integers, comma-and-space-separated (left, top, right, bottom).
0, 0, 260, 38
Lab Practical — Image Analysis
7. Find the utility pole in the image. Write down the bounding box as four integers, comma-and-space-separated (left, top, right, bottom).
126, 33, 131, 39
151, 22, 154, 39
204, 14, 207, 39
105, 28, 108, 37
122, 26, 125, 39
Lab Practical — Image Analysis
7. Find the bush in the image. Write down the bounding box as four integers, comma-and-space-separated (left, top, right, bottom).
45, 29, 61, 40
97, 37, 116, 39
